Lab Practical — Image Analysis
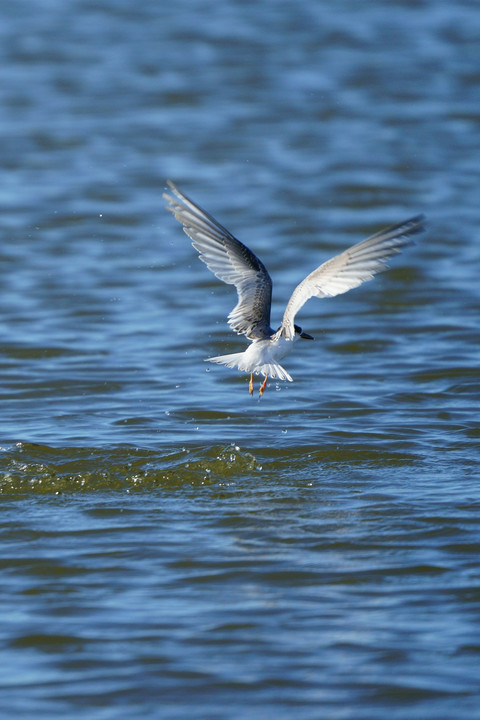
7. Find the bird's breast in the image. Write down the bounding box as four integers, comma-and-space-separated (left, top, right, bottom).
268, 336, 295, 361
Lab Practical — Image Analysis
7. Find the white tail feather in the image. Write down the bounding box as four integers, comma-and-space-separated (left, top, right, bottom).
206, 352, 245, 370
206, 353, 293, 381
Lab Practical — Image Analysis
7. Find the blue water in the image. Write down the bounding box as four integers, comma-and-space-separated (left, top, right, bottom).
1, 0, 479, 718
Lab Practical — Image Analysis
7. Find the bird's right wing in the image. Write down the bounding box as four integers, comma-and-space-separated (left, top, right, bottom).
280, 215, 425, 340
164, 181, 273, 340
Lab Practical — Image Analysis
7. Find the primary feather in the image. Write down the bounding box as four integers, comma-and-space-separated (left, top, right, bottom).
280, 215, 425, 339
163, 181, 273, 340
164, 180, 425, 389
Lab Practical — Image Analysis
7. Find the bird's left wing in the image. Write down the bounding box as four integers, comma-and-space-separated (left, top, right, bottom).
164, 181, 273, 339
280, 215, 425, 340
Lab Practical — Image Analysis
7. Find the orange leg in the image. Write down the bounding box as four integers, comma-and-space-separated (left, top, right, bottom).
259, 375, 268, 397
249, 373, 254, 395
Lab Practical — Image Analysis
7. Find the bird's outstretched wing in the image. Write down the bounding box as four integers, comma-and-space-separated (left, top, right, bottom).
280, 215, 425, 340
164, 181, 273, 340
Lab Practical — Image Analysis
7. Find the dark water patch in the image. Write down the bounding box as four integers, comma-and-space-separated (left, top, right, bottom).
1, 345, 77, 361
0, 442, 262, 495
1, 438, 432, 495
410, 366, 480, 385
10, 633, 84, 652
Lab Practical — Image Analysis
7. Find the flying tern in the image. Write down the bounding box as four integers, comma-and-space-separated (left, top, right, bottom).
164, 181, 424, 396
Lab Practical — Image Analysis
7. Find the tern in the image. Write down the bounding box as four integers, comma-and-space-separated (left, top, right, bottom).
164, 181, 424, 396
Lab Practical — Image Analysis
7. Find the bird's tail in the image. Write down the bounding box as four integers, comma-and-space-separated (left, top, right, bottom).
206, 352, 245, 370
205, 353, 293, 381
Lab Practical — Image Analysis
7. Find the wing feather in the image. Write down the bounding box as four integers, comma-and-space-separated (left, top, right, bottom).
164, 181, 273, 339
281, 215, 425, 339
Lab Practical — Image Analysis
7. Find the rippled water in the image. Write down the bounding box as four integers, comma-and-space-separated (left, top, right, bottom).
1, 0, 479, 718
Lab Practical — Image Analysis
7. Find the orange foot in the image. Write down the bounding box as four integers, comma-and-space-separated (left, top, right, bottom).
259, 375, 268, 397
249, 373, 254, 395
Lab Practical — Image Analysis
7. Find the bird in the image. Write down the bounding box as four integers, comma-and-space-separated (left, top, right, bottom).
164, 181, 425, 397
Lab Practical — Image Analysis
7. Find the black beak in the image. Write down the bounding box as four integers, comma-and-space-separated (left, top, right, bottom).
300, 331, 314, 340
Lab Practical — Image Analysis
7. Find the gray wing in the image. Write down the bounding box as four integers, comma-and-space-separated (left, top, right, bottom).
281, 215, 425, 340
164, 181, 273, 340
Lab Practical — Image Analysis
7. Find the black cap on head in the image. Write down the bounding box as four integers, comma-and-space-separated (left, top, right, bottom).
294, 324, 314, 340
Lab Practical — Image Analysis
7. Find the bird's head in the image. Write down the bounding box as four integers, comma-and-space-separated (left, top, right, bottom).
294, 324, 314, 341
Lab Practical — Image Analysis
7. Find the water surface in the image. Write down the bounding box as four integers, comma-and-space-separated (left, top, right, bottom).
1, 1, 479, 718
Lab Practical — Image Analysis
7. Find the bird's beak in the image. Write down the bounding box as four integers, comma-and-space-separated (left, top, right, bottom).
300, 331, 314, 340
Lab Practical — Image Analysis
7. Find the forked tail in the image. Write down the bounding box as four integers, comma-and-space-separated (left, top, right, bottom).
205, 353, 293, 381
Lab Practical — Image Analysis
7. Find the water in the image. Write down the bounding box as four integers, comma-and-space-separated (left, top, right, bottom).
1, 0, 479, 717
